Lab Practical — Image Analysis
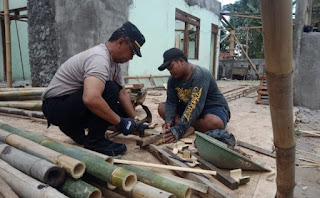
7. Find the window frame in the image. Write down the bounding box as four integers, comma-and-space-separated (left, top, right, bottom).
175, 8, 200, 59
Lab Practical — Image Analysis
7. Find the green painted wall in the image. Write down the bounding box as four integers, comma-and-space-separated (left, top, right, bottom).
128, 0, 220, 78
0, 0, 30, 84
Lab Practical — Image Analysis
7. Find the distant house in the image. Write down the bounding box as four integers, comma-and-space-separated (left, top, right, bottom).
1, 0, 221, 87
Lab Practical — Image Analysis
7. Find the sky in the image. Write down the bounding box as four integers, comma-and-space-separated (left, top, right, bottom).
218, 0, 237, 6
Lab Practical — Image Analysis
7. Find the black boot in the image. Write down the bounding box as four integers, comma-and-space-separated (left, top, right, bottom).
84, 138, 127, 156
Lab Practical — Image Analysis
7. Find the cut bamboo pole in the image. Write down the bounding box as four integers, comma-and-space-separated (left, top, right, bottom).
116, 181, 176, 198
114, 159, 216, 176
260, 1, 295, 197
0, 101, 42, 110
0, 90, 43, 101
118, 164, 192, 198
0, 129, 85, 179
58, 141, 114, 163
0, 175, 19, 198
0, 107, 45, 119
158, 173, 208, 193
89, 179, 176, 198
0, 87, 45, 92
0, 122, 136, 191
0, 142, 65, 187
59, 176, 102, 198
0, 159, 68, 198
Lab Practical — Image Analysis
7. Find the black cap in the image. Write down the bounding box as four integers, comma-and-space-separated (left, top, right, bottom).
121, 22, 145, 57
158, 48, 186, 71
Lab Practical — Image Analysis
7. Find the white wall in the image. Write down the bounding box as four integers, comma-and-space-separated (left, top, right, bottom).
128, 0, 220, 78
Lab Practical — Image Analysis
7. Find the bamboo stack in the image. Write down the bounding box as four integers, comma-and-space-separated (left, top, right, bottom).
0, 121, 201, 198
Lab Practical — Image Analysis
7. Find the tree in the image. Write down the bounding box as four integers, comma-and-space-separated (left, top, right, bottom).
221, 0, 264, 59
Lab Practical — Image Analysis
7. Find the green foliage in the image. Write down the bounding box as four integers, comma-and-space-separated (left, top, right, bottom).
221, 0, 264, 59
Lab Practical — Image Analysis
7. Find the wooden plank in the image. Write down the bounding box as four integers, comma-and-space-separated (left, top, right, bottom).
136, 134, 163, 147
237, 140, 276, 158
145, 144, 232, 198
189, 151, 239, 190
113, 159, 216, 176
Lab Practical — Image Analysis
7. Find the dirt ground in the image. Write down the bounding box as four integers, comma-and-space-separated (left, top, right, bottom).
0, 80, 319, 198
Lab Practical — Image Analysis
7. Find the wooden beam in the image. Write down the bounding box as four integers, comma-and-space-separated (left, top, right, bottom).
189, 151, 239, 190
145, 144, 232, 198
237, 140, 276, 158
136, 134, 163, 147
221, 13, 262, 20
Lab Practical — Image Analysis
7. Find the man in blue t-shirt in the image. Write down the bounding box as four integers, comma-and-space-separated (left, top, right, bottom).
157, 48, 231, 143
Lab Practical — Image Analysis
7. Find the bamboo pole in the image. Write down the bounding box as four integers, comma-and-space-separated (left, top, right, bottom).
0, 142, 65, 187
0, 90, 43, 101
0, 129, 85, 179
0, 159, 68, 198
0, 107, 45, 119
4, 0, 12, 88
260, 1, 295, 197
0, 122, 137, 191
0, 175, 19, 198
118, 164, 192, 198
0, 101, 42, 110
0, 87, 45, 92
59, 176, 102, 198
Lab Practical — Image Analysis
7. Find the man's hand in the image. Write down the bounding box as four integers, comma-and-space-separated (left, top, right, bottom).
163, 131, 177, 143
162, 123, 172, 133
117, 117, 136, 135
137, 124, 149, 136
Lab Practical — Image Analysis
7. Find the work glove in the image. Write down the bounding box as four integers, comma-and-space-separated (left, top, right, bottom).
137, 124, 149, 136
117, 117, 136, 135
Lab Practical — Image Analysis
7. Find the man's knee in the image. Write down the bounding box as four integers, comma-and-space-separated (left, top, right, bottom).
158, 102, 165, 119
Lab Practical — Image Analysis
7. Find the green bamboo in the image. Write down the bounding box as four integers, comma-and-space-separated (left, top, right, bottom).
0, 130, 85, 179
59, 176, 101, 198
118, 164, 191, 198
0, 122, 137, 191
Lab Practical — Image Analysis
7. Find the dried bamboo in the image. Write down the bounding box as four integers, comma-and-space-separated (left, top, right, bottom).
0, 122, 137, 191
0, 101, 42, 110
0, 107, 45, 119
0, 175, 19, 198
0, 90, 43, 101
0, 159, 68, 198
0, 142, 65, 187
118, 164, 191, 198
260, 1, 295, 197
0, 87, 45, 92
0, 129, 85, 179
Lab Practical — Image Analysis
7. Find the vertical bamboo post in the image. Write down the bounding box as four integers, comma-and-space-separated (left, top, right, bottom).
3, 0, 12, 88
260, 1, 295, 198
229, 30, 235, 59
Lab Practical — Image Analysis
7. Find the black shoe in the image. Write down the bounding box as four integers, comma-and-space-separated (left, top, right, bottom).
84, 138, 127, 156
